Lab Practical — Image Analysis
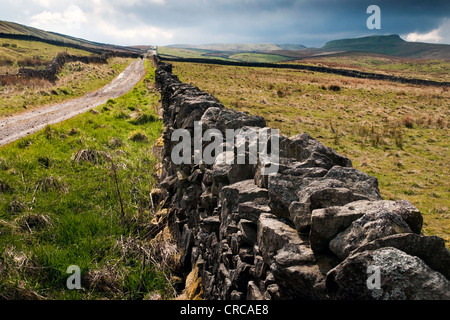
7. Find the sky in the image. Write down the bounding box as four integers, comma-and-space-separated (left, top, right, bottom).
1, 0, 449, 47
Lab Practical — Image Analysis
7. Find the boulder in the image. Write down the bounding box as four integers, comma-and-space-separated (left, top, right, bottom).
267, 168, 328, 218
200, 216, 221, 236
247, 281, 264, 300
290, 179, 370, 232
200, 107, 266, 134
238, 219, 258, 245
280, 133, 353, 168
324, 166, 382, 200
329, 210, 412, 260
221, 180, 269, 215
326, 247, 450, 300
271, 257, 327, 300
351, 233, 450, 280
237, 201, 271, 224
257, 213, 303, 263
310, 201, 368, 252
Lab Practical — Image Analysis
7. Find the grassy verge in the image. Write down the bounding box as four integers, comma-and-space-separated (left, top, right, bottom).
172, 61, 450, 247
0, 61, 176, 299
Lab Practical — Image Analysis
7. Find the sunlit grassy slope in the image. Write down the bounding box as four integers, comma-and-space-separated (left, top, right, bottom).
0, 38, 91, 74
0, 20, 142, 54
294, 52, 450, 83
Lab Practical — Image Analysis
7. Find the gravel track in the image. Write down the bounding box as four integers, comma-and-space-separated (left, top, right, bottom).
0, 59, 145, 146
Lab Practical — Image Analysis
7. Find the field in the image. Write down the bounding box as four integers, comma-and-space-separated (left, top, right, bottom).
293, 52, 450, 83
228, 52, 292, 63
157, 46, 216, 60
157, 46, 292, 63
0, 39, 132, 117
172, 61, 450, 247
0, 62, 175, 299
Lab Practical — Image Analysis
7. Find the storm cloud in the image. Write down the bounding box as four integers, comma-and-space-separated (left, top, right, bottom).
1, 0, 449, 46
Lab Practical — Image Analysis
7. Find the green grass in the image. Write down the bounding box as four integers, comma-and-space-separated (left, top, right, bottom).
228, 52, 292, 63
157, 47, 216, 59
0, 61, 174, 299
157, 46, 293, 63
172, 61, 450, 248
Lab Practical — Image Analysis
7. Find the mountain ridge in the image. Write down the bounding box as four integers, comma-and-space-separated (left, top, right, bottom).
320, 34, 450, 59
167, 43, 306, 52
0, 20, 143, 54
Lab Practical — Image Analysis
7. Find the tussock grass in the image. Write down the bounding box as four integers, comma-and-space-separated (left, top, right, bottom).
0, 179, 12, 193
73, 149, 107, 165
0, 61, 176, 299
34, 175, 68, 194
128, 131, 149, 143
8, 199, 25, 214
16, 213, 53, 232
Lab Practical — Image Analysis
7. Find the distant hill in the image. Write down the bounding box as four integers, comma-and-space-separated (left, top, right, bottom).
168, 43, 306, 52
166, 35, 450, 60
276, 44, 307, 50
321, 34, 450, 59
0, 20, 143, 54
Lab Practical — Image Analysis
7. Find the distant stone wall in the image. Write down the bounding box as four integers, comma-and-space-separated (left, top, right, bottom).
155, 59, 450, 300
0, 51, 140, 83
17, 53, 111, 82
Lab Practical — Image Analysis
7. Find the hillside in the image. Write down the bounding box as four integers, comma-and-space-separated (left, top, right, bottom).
168, 43, 306, 52
0, 20, 143, 54
162, 35, 450, 61
321, 35, 450, 59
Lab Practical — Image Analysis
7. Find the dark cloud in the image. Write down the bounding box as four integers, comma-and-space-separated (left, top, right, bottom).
128, 0, 450, 46
1, 0, 449, 46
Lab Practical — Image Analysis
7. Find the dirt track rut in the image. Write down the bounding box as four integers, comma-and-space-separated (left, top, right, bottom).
0, 59, 145, 146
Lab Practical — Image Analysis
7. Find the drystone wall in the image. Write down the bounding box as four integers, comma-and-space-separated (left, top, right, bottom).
0, 51, 139, 84
160, 57, 450, 88
155, 60, 450, 300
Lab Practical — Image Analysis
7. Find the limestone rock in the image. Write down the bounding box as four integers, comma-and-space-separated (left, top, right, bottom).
257, 213, 303, 263
290, 179, 370, 233
200, 107, 266, 133
326, 247, 450, 300
237, 201, 271, 224
329, 210, 412, 260
247, 281, 264, 300
280, 133, 353, 168
324, 166, 382, 200
267, 168, 328, 218
351, 233, 450, 280
221, 180, 268, 214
